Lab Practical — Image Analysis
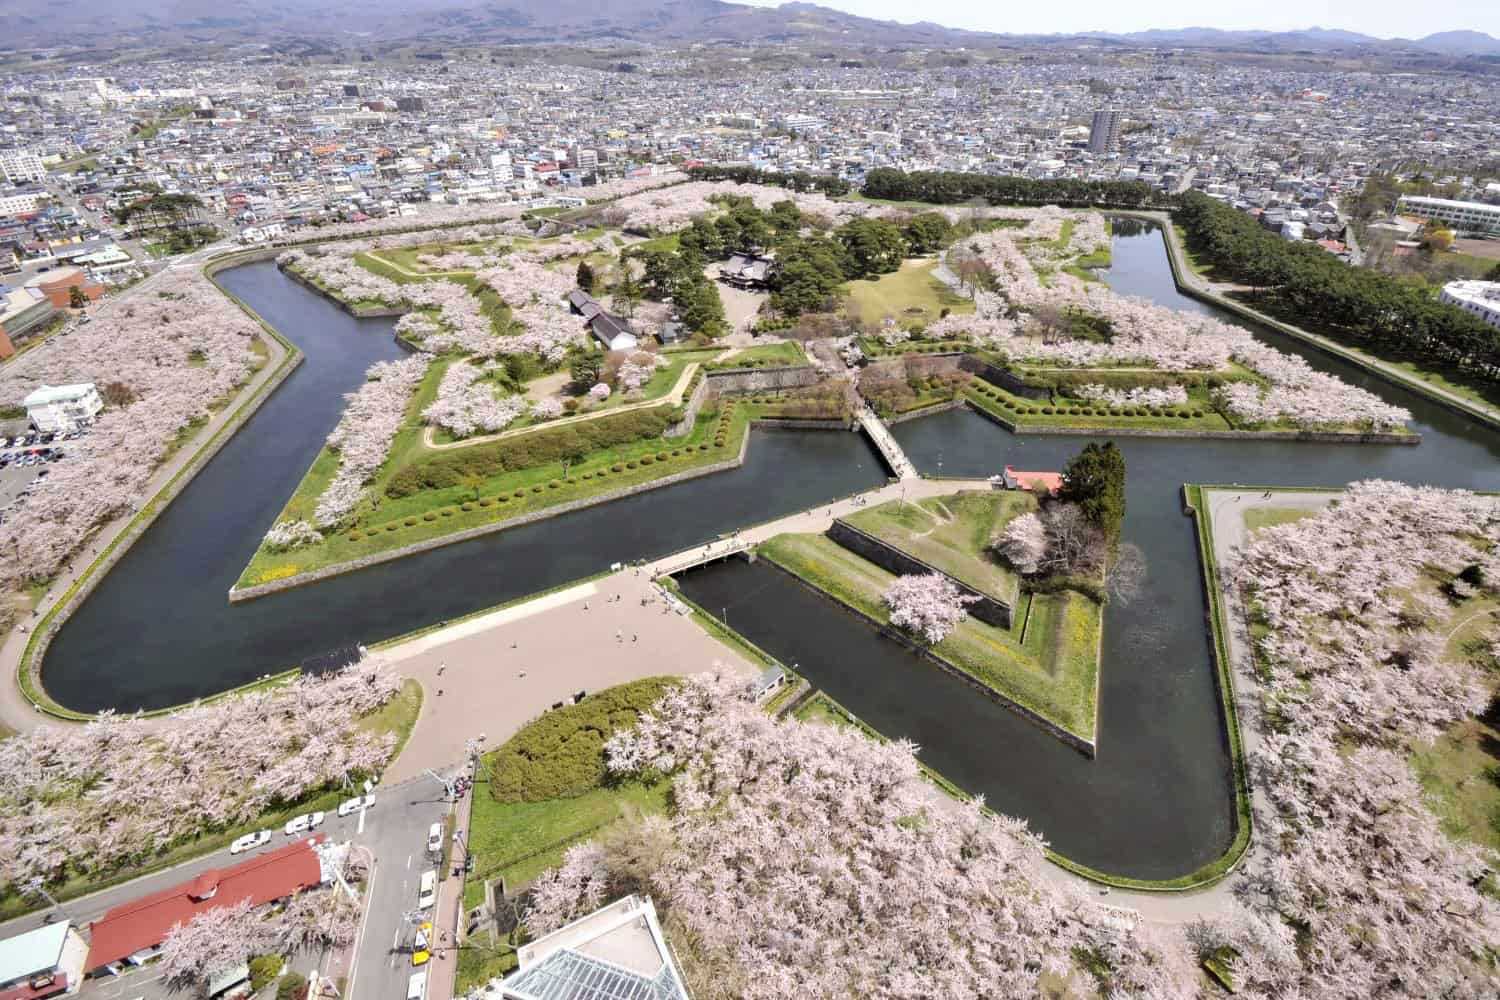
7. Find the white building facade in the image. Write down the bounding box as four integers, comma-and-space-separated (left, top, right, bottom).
1397, 195, 1500, 235
1440, 280, 1500, 331
0, 149, 46, 184
23, 382, 104, 432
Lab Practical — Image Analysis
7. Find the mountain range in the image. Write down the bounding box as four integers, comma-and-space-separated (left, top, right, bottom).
1, 1, 1497, 55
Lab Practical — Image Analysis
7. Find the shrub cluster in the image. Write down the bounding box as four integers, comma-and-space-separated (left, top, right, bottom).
486, 677, 681, 803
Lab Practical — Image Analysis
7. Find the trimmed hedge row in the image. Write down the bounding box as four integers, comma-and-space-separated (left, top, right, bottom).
387, 405, 674, 497
486, 677, 681, 803
969, 384, 1204, 420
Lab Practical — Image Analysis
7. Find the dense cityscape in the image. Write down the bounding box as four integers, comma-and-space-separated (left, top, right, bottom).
1, 4, 1500, 1000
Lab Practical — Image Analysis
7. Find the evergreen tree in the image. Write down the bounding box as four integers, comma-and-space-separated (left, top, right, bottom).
1057, 442, 1127, 539
575, 259, 596, 293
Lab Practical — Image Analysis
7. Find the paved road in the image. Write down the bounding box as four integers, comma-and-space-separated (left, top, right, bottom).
348, 776, 457, 1000
0, 790, 426, 1000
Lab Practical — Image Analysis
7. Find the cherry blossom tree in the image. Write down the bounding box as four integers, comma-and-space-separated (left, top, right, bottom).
422, 362, 528, 438
263, 519, 323, 552
1218, 481, 1500, 998
994, 511, 1047, 574
158, 899, 266, 993
525, 672, 1190, 999
0, 267, 262, 589
882, 573, 979, 643
0, 662, 401, 889
316, 356, 431, 526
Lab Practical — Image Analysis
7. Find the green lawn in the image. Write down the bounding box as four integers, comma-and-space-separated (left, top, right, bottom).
794, 692, 851, 729
843, 490, 1032, 605
759, 532, 1100, 743
461, 677, 682, 920
842, 259, 975, 327
1242, 508, 1317, 533
238, 405, 752, 587
706, 341, 807, 368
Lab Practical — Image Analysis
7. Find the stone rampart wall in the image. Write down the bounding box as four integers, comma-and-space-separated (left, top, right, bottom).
826, 519, 1013, 628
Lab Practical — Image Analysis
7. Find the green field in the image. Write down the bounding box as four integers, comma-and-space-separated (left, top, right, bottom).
1242, 508, 1317, 533
843, 491, 1031, 604
240, 404, 751, 587
843, 259, 975, 327
759, 532, 1101, 743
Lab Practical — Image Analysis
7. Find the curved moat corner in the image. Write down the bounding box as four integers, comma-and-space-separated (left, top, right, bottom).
36, 222, 1500, 882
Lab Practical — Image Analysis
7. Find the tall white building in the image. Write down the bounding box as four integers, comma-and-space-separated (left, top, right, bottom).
0, 150, 46, 184
1440, 280, 1500, 331
1088, 108, 1123, 154
1397, 195, 1500, 236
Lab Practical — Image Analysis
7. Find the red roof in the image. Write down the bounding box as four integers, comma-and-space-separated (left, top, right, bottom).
1004, 465, 1063, 494
85, 837, 326, 971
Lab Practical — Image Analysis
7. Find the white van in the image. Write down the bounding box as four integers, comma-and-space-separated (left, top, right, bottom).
418, 870, 437, 910
407, 971, 427, 1000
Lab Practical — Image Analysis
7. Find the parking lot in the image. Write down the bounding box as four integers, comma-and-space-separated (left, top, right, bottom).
0, 429, 80, 515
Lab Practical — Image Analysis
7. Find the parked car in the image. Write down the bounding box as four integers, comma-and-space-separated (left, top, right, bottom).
426, 822, 443, 854
412, 922, 433, 967
283, 811, 325, 836
417, 869, 437, 910
406, 971, 427, 1000
229, 830, 272, 854
337, 793, 375, 817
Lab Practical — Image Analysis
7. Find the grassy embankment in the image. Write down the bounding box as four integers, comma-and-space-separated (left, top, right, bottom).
842, 491, 1029, 604
456, 678, 678, 991
758, 528, 1101, 746
238, 403, 752, 587
0, 680, 422, 921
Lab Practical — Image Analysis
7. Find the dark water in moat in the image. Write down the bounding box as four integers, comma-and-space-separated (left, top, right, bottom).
42, 227, 1500, 877
677, 221, 1500, 879
43, 261, 886, 713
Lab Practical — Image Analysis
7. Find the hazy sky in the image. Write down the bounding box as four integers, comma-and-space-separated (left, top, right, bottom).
732, 0, 1497, 38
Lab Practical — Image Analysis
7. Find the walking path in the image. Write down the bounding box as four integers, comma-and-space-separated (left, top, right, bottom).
856, 404, 919, 480
420, 359, 708, 451
1030, 487, 1337, 925
1146, 211, 1500, 429
0, 263, 294, 736
379, 478, 995, 782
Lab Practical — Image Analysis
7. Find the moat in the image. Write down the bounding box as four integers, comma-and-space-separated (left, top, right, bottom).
41, 220, 1500, 879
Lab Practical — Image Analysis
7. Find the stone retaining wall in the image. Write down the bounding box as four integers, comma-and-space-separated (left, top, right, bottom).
665, 374, 708, 439
752, 417, 853, 431
862, 352, 967, 381
229, 429, 754, 603
964, 399, 1419, 445
885, 399, 966, 425
757, 556, 1094, 757
958, 355, 1054, 400
704, 364, 821, 395
825, 519, 1014, 628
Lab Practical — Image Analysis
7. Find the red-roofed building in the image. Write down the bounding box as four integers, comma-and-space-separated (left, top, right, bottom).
999, 465, 1063, 495
85, 837, 329, 973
